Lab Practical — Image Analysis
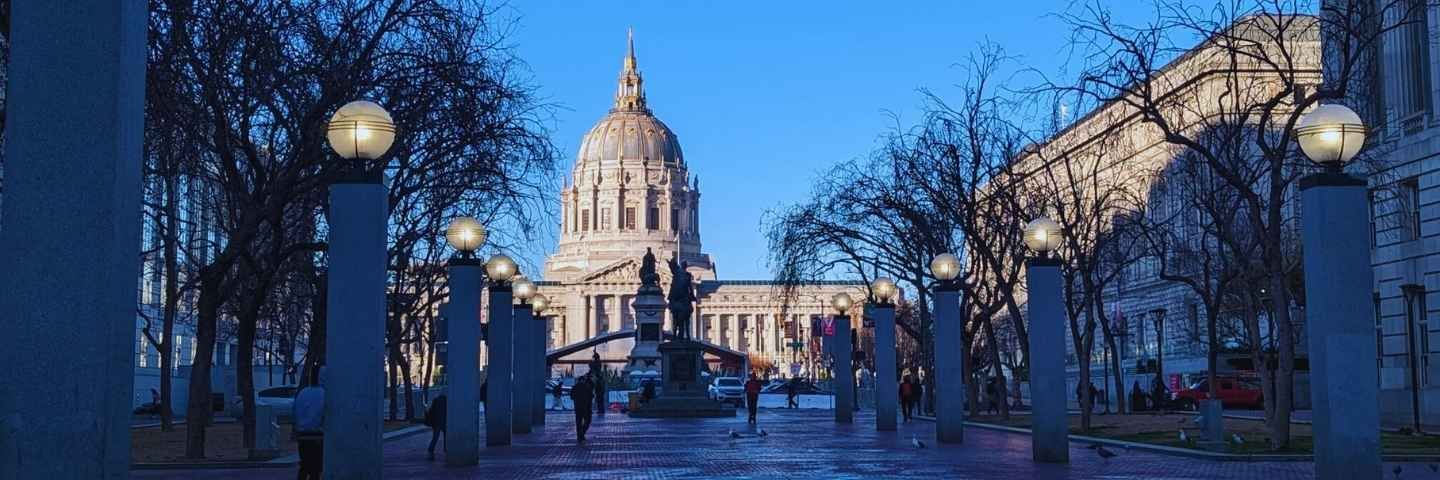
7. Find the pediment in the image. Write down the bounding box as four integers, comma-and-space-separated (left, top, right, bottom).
579, 256, 673, 285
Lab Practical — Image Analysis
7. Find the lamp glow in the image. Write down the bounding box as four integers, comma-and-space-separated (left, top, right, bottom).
871, 277, 898, 303
445, 216, 487, 254
831, 292, 854, 315
485, 254, 517, 282
531, 293, 550, 314
1024, 216, 1063, 254
1296, 104, 1366, 168
929, 253, 961, 282
327, 100, 396, 160
512, 275, 536, 302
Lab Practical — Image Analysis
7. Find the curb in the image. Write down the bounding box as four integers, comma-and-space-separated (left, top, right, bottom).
131, 425, 432, 470
916, 415, 1440, 463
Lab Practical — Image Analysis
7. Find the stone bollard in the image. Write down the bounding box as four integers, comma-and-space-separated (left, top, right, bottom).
250, 405, 281, 460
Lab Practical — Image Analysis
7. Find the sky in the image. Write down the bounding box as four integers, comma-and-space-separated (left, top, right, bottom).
507, 1, 1143, 280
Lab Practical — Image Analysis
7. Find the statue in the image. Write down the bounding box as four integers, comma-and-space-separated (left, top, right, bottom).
639, 248, 659, 290
666, 257, 696, 340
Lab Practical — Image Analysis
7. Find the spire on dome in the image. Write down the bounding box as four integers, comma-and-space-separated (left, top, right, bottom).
614, 27, 648, 112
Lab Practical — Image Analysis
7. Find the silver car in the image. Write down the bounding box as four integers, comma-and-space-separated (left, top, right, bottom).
707, 377, 744, 406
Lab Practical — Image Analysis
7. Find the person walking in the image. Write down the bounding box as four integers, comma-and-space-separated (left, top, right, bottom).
424, 394, 448, 461
571, 375, 594, 443
552, 378, 566, 411
641, 379, 656, 404
293, 366, 326, 480
744, 374, 763, 424
1010, 375, 1024, 409
900, 376, 914, 421
592, 372, 607, 416
785, 378, 799, 409
914, 377, 927, 416
985, 377, 1000, 415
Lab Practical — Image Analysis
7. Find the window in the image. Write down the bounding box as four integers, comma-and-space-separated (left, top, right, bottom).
1369, 189, 1379, 247
600, 208, 612, 230
1376, 292, 1384, 386
1404, 178, 1421, 240
136, 332, 148, 368
647, 207, 659, 230
672, 208, 680, 231
1188, 302, 1200, 347
1387, 0, 1433, 133
581, 209, 590, 232
1404, 286, 1431, 387
624, 207, 636, 230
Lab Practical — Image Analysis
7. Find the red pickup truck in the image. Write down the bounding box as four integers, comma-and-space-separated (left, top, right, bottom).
1172, 376, 1264, 410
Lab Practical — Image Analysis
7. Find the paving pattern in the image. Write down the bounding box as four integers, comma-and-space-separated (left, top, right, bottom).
134, 407, 1435, 479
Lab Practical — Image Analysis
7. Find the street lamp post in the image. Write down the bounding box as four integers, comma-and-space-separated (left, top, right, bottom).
870, 278, 899, 431
511, 276, 536, 434
443, 217, 486, 465
484, 254, 518, 446
1295, 104, 1379, 479
323, 100, 395, 478
930, 253, 964, 443
831, 292, 856, 423
1024, 216, 1068, 463
531, 294, 551, 425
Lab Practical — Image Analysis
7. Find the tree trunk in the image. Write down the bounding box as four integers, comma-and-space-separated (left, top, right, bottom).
237, 291, 260, 450
1269, 275, 1294, 449
184, 266, 223, 458
304, 272, 327, 377
159, 171, 181, 431
983, 319, 1010, 419
1154, 311, 1166, 408
401, 351, 416, 420
1206, 307, 1220, 401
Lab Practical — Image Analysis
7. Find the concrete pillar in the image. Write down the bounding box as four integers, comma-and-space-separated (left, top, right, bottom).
933, 287, 965, 443
512, 304, 533, 434
1027, 258, 1068, 463
1300, 173, 1380, 480
873, 304, 898, 431
834, 315, 854, 423
323, 179, 388, 478
444, 264, 481, 465
0, 2, 145, 476
533, 313, 548, 426
485, 284, 514, 446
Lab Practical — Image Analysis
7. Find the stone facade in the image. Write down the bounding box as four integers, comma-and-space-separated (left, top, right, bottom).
537, 31, 862, 375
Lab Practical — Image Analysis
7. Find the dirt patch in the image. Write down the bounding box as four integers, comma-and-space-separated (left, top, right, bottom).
132, 420, 415, 464
968, 413, 1440, 455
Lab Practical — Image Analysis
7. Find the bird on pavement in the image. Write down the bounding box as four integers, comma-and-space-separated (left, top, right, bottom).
758, 429, 768, 437
1096, 446, 1117, 459
1428, 463, 1438, 473
911, 434, 926, 449
1392, 465, 1402, 479
728, 429, 741, 439
1179, 430, 1188, 443
1231, 433, 1244, 445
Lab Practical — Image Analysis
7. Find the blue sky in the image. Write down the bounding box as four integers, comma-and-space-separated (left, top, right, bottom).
508, 1, 1138, 279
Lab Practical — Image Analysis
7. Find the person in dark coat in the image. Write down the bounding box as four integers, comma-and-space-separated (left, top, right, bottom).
425, 395, 447, 461
553, 379, 566, 410
785, 379, 799, 409
592, 372, 607, 416
1130, 380, 1147, 412
570, 375, 594, 443
900, 376, 914, 421
744, 374, 763, 423
641, 379, 656, 403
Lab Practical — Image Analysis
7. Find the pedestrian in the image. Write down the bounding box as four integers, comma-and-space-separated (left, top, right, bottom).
570, 375, 594, 443
641, 379, 656, 404
592, 372, 607, 416
914, 378, 926, 416
744, 374, 763, 424
1130, 380, 1147, 412
985, 377, 999, 415
552, 378, 566, 411
480, 381, 488, 406
785, 378, 799, 409
1010, 376, 1024, 409
424, 394, 447, 461
900, 376, 914, 421
293, 365, 325, 480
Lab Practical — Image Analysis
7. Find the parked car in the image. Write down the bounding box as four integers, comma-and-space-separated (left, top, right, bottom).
707, 377, 744, 406
546, 377, 574, 396
760, 379, 828, 395
1172, 377, 1263, 410
234, 385, 299, 418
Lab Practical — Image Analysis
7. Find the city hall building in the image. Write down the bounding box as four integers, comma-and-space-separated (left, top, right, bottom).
535, 32, 863, 374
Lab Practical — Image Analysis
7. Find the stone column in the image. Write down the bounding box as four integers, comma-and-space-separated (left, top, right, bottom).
323, 176, 388, 478
1300, 173, 1380, 479
486, 283, 514, 446
512, 303, 534, 434
873, 304, 898, 431
834, 315, 854, 423
1027, 257, 1068, 463
0, 1, 145, 476
933, 286, 965, 443
533, 312, 548, 426
445, 261, 482, 465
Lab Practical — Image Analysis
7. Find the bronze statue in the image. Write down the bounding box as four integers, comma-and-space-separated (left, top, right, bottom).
666, 257, 696, 340
639, 248, 659, 289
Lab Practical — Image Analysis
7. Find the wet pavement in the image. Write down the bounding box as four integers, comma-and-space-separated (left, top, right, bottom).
134, 408, 1433, 479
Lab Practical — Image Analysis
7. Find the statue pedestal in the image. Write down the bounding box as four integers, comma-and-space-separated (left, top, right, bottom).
624, 286, 665, 380
630, 339, 733, 418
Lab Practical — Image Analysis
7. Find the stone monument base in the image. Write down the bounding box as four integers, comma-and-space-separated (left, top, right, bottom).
629, 339, 734, 418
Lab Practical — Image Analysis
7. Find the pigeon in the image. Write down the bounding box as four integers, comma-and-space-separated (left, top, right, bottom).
1096, 445, 1117, 459
1428, 464, 1438, 473
758, 428, 769, 437
1192, 415, 1204, 426
1231, 433, 1244, 445
911, 434, 927, 449
1392, 465, 1401, 479
1179, 430, 1188, 442
728, 429, 741, 439
1085, 444, 1101, 450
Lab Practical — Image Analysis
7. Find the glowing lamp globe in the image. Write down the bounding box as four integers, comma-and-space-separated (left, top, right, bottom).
485, 254, 517, 282
871, 277, 898, 303
512, 275, 536, 302
531, 293, 550, 314
327, 100, 396, 160
831, 292, 854, 315
1296, 104, 1366, 167
445, 216, 487, 254
1024, 216, 1062, 253
929, 253, 961, 281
